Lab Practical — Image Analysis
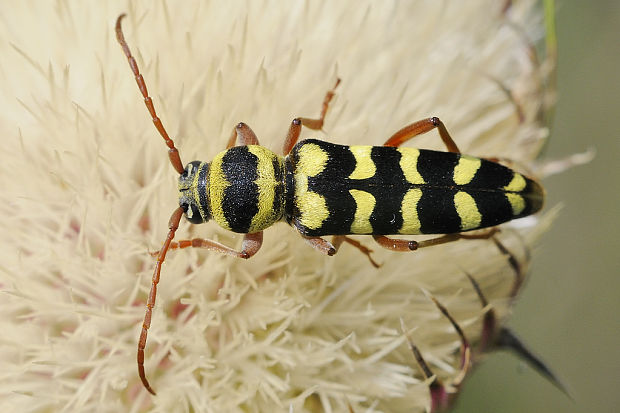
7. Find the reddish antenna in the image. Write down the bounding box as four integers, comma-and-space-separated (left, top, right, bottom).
116, 14, 188, 395
137, 206, 184, 395
115, 14, 185, 175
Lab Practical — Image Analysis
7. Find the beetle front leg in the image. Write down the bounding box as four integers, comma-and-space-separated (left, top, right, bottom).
158, 232, 264, 259
140, 229, 262, 395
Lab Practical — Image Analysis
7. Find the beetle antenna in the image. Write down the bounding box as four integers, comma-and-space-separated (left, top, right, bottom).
137, 206, 185, 395
115, 14, 185, 175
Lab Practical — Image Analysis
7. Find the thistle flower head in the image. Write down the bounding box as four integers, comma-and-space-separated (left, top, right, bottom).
0, 1, 555, 412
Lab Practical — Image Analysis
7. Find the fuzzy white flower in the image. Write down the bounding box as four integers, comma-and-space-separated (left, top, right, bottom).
0, 1, 555, 412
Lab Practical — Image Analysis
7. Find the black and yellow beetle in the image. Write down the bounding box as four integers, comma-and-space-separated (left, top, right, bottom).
116, 14, 544, 395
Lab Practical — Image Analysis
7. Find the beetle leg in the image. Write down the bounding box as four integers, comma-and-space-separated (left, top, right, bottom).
372, 228, 499, 253
296, 233, 379, 268
157, 232, 264, 259
282, 118, 303, 155
297, 78, 341, 130
140, 228, 262, 395
460, 227, 499, 240
298, 234, 337, 256
332, 235, 380, 268
383, 117, 461, 153
282, 78, 341, 154
226, 122, 260, 148
372, 234, 464, 252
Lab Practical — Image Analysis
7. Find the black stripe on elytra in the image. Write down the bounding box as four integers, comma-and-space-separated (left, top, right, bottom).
417, 187, 461, 234
366, 146, 407, 234
471, 189, 514, 229
467, 158, 514, 190
416, 149, 460, 187
416, 151, 530, 232
221, 146, 259, 233
305, 140, 357, 235
296, 141, 413, 235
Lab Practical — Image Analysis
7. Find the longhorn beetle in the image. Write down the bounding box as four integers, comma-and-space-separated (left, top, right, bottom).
115, 14, 545, 395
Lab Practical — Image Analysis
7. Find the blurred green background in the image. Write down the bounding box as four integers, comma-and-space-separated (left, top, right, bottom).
454, 2, 620, 412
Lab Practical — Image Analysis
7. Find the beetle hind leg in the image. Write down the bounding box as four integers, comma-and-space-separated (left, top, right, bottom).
373, 229, 499, 253
373, 233, 462, 252
383, 116, 461, 153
